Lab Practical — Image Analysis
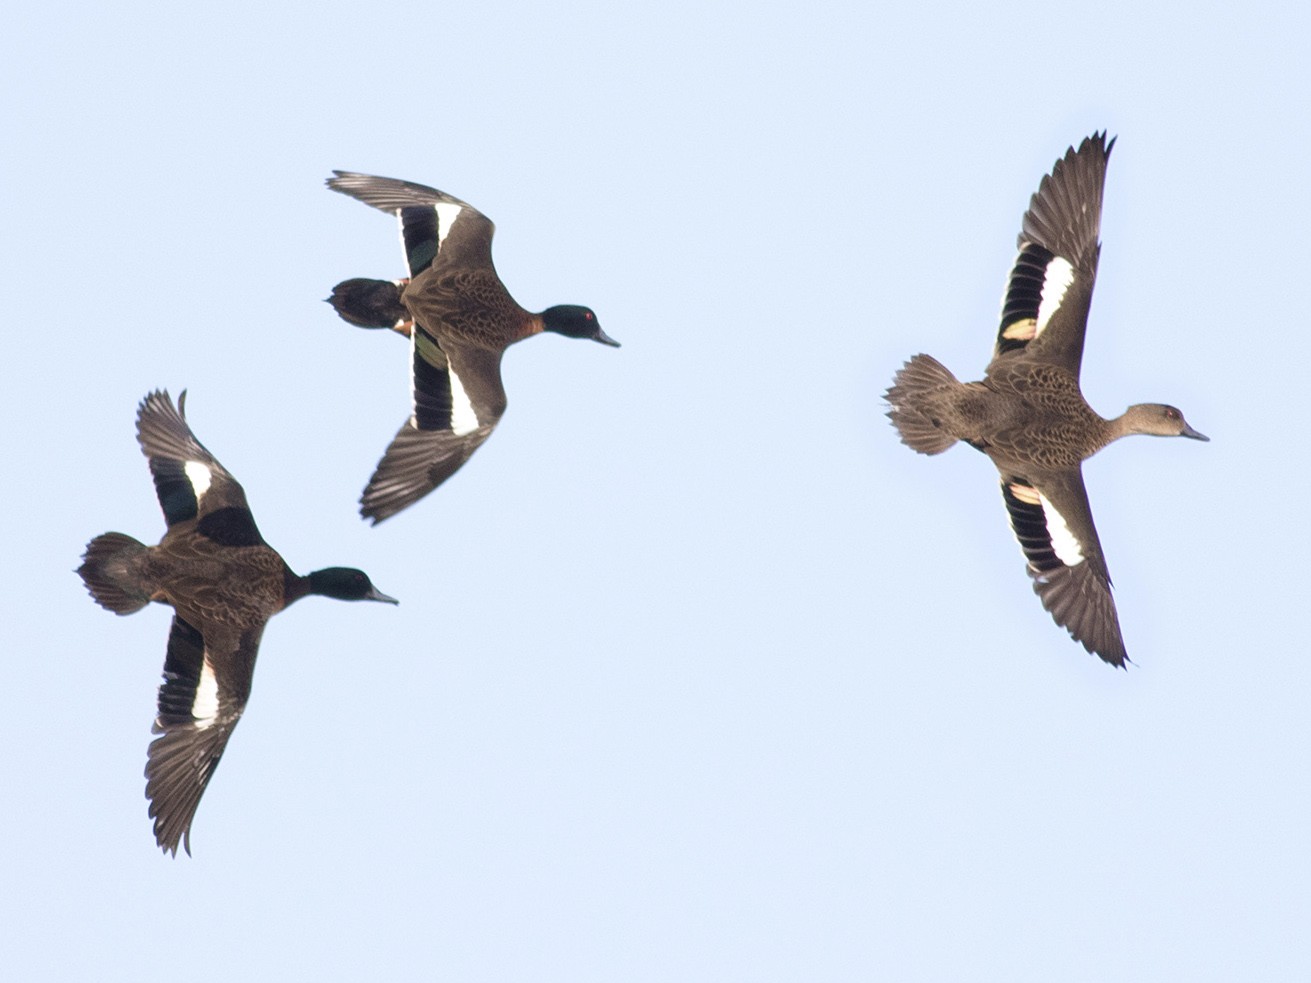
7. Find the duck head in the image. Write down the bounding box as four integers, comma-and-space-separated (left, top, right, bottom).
542, 305, 619, 347
307, 567, 400, 604
1123, 404, 1209, 441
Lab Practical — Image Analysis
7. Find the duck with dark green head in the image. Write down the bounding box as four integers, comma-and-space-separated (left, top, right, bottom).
325, 170, 619, 524
78, 390, 397, 856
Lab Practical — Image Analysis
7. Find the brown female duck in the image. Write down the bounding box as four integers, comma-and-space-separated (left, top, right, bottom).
886, 134, 1207, 667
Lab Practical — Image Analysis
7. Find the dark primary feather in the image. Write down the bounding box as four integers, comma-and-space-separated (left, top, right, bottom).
327, 171, 478, 215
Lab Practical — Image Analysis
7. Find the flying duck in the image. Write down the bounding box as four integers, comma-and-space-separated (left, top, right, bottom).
78, 390, 398, 855
326, 171, 620, 523
885, 133, 1207, 667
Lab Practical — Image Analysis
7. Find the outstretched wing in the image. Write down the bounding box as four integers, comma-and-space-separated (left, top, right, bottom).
994, 133, 1113, 377
360, 332, 506, 523
1000, 470, 1127, 667
327, 171, 496, 277
145, 615, 261, 856
135, 390, 264, 547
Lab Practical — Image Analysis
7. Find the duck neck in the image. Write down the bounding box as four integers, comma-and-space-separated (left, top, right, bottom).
283, 568, 312, 607
1101, 411, 1139, 447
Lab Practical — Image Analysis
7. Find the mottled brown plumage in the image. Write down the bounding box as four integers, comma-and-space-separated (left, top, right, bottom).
885, 134, 1207, 667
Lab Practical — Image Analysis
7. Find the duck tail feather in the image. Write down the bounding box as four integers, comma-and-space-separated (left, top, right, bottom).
884, 354, 961, 455
78, 532, 152, 615
326, 278, 412, 333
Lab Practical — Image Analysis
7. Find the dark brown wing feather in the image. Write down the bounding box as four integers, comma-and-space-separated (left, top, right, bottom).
360, 420, 498, 523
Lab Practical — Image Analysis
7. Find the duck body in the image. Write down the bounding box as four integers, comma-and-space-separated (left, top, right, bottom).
885, 134, 1207, 668
78, 390, 396, 856
327, 171, 617, 523
897, 354, 1114, 470
88, 529, 298, 627
405, 265, 539, 350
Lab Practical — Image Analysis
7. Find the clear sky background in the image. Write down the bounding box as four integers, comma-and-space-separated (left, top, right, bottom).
4, 2, 1309, 979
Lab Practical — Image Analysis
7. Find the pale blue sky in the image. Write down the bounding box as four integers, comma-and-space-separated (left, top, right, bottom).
4, 1, 1310, 979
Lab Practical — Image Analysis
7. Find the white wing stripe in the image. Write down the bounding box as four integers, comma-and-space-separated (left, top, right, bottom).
1035, 256, 1074, 336
434, 202, 463, 249
1039, 493, 1085, 567
448, 366, 480, 436
184, 461, 213, 500
191, 662, 220, 727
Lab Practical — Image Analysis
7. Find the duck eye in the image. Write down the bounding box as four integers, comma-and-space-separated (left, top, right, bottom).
584, 311, 594, 321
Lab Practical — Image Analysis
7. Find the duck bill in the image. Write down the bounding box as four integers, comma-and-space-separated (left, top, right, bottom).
366, 587, 400, 605
592, 327, 621, 348
1182, 423, 1209, 442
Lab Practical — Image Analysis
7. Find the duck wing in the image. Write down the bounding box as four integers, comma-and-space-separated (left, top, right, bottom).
135, 390, 264, 547
360, 332, 507, 523
999, 470, 1127, 666
994, 133, 1113, 379
145, 614, 261, 855
327, 171, 495, 277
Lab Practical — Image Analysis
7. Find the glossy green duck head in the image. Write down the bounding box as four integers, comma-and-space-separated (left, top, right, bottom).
542, 305, 619, 347
307, 567, 399, 604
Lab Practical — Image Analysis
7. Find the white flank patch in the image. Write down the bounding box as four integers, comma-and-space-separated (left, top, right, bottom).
192, 662, 220, 727
1039, 493, 1085, 567
433, 202, 463, 249
1034, 256, 1074, 336
448, 366, 479, 436
184, 460, 212, 499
